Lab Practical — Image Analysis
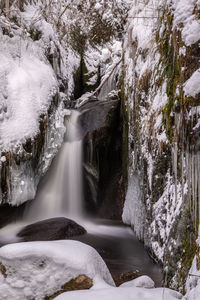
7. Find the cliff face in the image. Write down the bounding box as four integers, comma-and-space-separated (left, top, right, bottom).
122, 0, 200, 291
80, 99, 124, 219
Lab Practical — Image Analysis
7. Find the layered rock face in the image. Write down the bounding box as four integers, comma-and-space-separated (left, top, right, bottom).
80, 99, 124, 219
122, 0, 200, 290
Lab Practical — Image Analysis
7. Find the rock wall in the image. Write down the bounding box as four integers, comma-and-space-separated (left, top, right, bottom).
80, 99, 124, 219
122, 0, 200, 291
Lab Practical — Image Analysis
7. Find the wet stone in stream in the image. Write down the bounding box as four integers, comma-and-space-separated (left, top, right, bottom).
113, 270, 141, 286
17, 217, 86, 242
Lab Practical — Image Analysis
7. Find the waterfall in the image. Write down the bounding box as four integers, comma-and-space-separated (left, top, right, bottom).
26, 110, 83, 222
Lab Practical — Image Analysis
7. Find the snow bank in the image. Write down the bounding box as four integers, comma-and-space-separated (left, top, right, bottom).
0, 240, 114, 300
55, 284, 182, 300
120, 275, 155, 288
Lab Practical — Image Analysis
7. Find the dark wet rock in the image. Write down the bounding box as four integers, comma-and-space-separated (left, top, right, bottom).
0, 202, 27, 230
17, 217, 86, 242
79, 99, 120, 137
112, 270, 141, 287
46, 275, 93, 299
79, 99, 124, 219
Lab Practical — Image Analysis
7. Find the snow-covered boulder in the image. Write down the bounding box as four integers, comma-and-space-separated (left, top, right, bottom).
0, 240, 114, 300
120, 275, 155, 288
54, 285, 183, 300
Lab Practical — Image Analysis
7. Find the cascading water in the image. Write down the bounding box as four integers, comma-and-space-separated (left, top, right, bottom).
25, 110, 84, 222
0, 106, 162, 286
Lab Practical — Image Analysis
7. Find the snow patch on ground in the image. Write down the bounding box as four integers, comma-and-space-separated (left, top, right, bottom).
55, 285, 182, 300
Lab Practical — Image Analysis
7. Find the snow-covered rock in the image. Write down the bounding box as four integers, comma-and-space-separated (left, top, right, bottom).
0, 240, 114, 300
120, 275, 155, 288
55, 284, 182, 300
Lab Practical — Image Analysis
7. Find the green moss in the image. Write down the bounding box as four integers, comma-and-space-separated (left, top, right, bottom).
45, 275, 93, 300
29, 28, 42, 41
156, 11, 182, 143
175, 231, 197, 293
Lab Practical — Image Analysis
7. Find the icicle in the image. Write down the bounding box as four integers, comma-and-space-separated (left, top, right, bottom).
173, 142, 178, 203
181, 150, 184, 201
89, 138, 93, 164
194, 153, 198, 230
192, 153, 195, 223
198, 153, 200, 226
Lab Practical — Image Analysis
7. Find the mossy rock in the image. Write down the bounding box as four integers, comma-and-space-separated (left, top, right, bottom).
0, 262, 7, 278
46, 275, 93, 299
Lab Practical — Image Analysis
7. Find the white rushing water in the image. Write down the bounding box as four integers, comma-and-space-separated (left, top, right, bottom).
25, 110, 83, 222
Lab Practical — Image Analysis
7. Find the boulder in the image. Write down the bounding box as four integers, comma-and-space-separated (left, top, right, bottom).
46, 275, 93, 300
0, 240, 114, 299
79, 99, 124, 219
17, 217, 86, 242
120, 275, 155, 289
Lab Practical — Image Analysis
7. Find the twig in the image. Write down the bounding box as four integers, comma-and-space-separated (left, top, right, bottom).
189, 273, 200, 278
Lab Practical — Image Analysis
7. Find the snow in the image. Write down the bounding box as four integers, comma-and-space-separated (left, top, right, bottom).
151, 171, 183, 261
120, 275, 155, 288
122, 174, 145, 241
0, 156, 6, 162
0, 239, 182, 300
55, 285, 182, 300
0, 240, 114, 300
172, 0, 200, 46
185, 227, 200, 300
0, 46, 57, 150
184, 69, 200, 98
127, 0, 159, 51
0, 2, 64, 152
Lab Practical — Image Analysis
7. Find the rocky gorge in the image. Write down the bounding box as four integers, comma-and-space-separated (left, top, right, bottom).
0, 0, 200, 299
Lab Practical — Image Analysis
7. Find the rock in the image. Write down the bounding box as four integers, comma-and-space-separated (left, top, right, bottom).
17, 217, 86, 242
120, 275, 155, 289
112, 270, 141, 287
0, 240, 114, 299
79, 99, 124, 219
0, 262, 7, 278
46, 275, 93, 299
